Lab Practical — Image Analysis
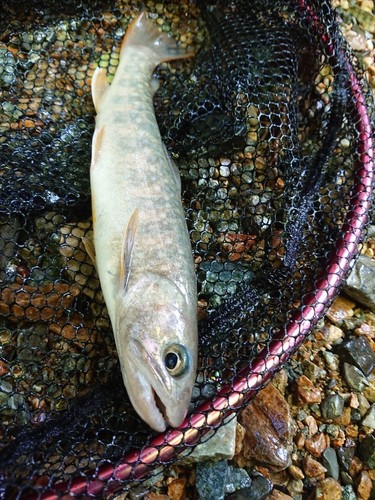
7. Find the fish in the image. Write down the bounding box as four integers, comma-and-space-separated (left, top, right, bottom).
89, 12, 197, 432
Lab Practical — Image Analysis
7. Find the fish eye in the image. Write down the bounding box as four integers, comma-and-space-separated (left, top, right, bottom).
164, 344, 189, 377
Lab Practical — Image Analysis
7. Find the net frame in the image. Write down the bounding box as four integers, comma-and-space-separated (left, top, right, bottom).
0, 0, 374, 498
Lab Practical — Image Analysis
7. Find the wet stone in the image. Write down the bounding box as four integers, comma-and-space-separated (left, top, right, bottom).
342, 485, 357, 500
322, 448, 339, 481
315, 478, 342, 500
342, 363, 368, 392
357, 434, 375, 468
344, 255, 375, 312
195, 460, 228, 500
341, 472, 354, 486
246, 473, 273, 500
361, 404, 375, 429
337, 447, 355, 471
224, 466, 252, 494
356, 471, 373, 500
332, 335, 375, 376
321, 394, 345, 420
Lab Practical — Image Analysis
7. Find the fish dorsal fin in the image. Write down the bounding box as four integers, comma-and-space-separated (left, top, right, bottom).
120, 208, 139, 290
91, 67, 110, 112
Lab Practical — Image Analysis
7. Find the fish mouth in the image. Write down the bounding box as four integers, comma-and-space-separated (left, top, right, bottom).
123, 340, 188, 432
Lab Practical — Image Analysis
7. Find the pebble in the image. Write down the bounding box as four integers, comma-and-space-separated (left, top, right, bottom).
333, 335, 375, 376
361, 404, 375, 429
342, 485, 357, 500
267, 490, 293, 500
195, 460, 228, 500
295, 375, 322, 404
304, 432, 327, 457
322, 448, 340, 481
345, 255, 375, 312
337, 447, 355, 471
326, 296, 355, 324
315, 478, 342, 500
357, 434, 375, 468
303, 456, 327, 478
355, 470, 373, 500
321, 394, 345, 420
225, 474, 273, 500
342, 363, 368, 392
224, 466, 252, 494
363, 373, 375, 403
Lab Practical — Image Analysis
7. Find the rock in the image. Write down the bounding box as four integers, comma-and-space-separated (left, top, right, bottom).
167, 478, 186, 500
224, 466, 251, 494
303, 456, 327, 478
361, 404, 375, 429
237, 383, 293, 471
322, 448, 339, 481
267, 490, 293, 500
344, 255, 375, 312
357, 434, 375, 468
337, 447, 355, 471
288, 465, 304, 480
287, 479, 304, 496
295, 375, 322, 404
249, 473, 273, 500
332, 335, 375, 376
305, 432, 327, 457
305, 415, 319, 436
315, 478, 342, 500
342, 363, 368, 392
195, 460, 228, 500
183, 418, 237, 464
326, 296, 355, 324
324, 325, 344, 344
342, 485, 357, 500
356, 470, 373, 500
321, 394, 345, 420
363, 373, 375, 403
226, 474, 272, 500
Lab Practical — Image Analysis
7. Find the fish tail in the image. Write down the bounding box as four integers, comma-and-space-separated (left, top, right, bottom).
121, 12, 194, 64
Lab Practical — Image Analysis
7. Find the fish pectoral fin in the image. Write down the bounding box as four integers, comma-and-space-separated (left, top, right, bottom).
82, 236, 96, 266
91, 67, 110, 112
163, 144, 181, 192
120, 208, 139, 290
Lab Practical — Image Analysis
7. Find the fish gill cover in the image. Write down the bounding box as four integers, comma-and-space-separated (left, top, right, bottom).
0, 0, 373, 497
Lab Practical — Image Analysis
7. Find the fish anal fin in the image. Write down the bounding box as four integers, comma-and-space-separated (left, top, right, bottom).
121, 208, 139, 290
91, 127, 104, 170
91, 67, 110, 112
82, 236, 96, 266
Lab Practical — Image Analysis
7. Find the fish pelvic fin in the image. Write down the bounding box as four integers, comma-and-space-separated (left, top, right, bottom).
121, 11, 194, 64
91, 67, 110, 112
82, 236, 96, 266
120, 208, 139, 290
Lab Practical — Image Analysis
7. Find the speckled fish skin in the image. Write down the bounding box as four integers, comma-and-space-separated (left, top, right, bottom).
90, 13, 197, 432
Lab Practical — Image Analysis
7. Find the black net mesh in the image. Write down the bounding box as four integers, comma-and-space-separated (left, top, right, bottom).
0, 0, 374, 497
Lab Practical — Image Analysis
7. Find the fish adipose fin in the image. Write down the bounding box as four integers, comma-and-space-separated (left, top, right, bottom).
122, 11, 194, 64
91, 67, 110, 112
120, 208, 139, 290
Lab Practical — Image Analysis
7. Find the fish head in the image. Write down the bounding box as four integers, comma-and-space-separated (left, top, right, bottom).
115, 273, 197, 432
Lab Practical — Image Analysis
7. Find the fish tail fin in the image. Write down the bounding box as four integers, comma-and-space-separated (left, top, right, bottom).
121, 12, 194, 64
